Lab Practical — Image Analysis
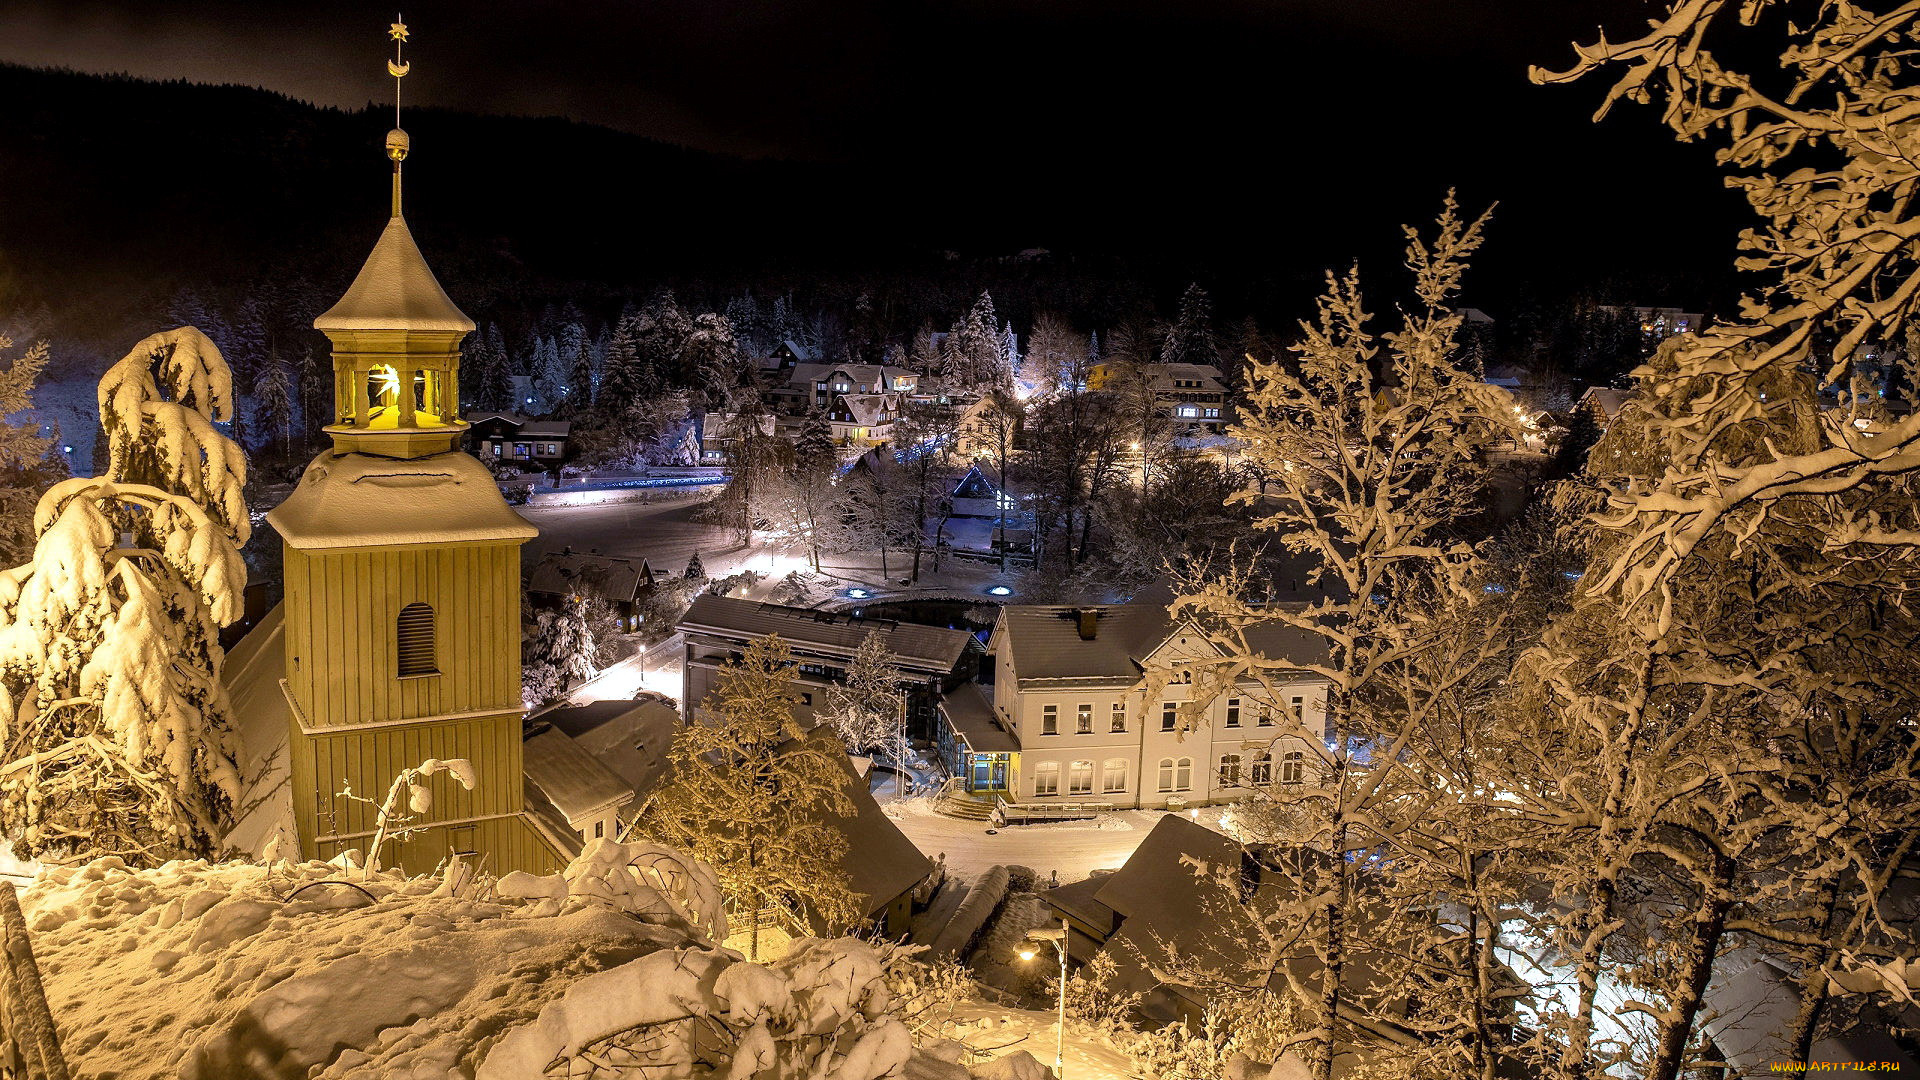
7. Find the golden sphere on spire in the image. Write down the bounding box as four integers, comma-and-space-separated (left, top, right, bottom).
386, 127, 411, 162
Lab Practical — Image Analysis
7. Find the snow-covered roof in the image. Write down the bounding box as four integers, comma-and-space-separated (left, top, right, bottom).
523, 723, 635, 827
314, 215, 476, 335
527, 550, 654, 603
935, 682, 1017, 754
1147, 363, 1227, 393
542, 698, 679, 796
1579, 386, 1634, 421
990, 603, 1327, 689
679, 594, 973, 675
808, 730, 934, 919
218, 605, 297, 859
266, 450, 539, 550
833, 393, 895, 427
466, 411, 572, 438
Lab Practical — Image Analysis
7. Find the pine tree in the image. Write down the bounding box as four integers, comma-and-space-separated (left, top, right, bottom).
256, 353, 295, 458
1162, 282, 1219, 367
532, 335, 567, 415
640, 635, 858, 958
683, 312, 742, 410
819, 631, 905, 783
600, 304, 655, 408
0, 327, 247, 865
636, 292, 695, 390
0, 330, 55, 567
685, 551, 706, 579
563, 320, 594, 412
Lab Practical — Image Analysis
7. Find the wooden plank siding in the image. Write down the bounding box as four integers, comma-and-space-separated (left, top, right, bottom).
282, 535, 550, 875
283, 541, 520, 727
316, 813, 566, 879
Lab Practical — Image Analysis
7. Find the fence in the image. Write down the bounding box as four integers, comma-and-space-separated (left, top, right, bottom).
0, 887, 67, 1080
990, 798, 1111, 827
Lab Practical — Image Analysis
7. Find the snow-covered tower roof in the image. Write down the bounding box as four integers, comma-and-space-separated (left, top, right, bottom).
314, 216, 475, 335
309, 19, 474, 460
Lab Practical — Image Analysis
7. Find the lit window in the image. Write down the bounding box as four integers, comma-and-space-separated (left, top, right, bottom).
1175, 757, 1193, 791
1157, 758, 1176, 792
1035, 761, 1060, 796
1069, 760, 1093, 795
396, 602, 436, 677
1077, 703, 1093, 734
1110, 702, 1127, 732
1103, 758, 1128, 793
1042, 705, 1058, 735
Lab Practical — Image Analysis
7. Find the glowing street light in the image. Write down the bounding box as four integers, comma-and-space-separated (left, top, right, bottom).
987, 585, 1013, 597
1016, 921, 1070, 1078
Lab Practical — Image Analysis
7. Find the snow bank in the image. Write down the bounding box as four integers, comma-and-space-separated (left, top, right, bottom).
23, 848, 911, 1080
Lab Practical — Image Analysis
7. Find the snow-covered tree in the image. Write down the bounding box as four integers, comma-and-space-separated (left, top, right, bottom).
683, 312, 742, 410
521, 601, 602, 709
1161, 282, 1219, 367
818, 631, 904, 770
255, 353, 295, 458
890, 398, 963, 581
0, 327, 247, 865
0, 329, 57, 566
771, 412, 842, 571
1521, 12, 1920, 1074
1175, 199, 1516, 1080
639, 635, 858, 958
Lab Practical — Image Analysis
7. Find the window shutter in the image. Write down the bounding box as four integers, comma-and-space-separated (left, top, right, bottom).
397, 602, 437, 676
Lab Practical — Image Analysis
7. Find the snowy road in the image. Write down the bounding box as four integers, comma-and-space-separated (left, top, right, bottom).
885, 800, 1170, 884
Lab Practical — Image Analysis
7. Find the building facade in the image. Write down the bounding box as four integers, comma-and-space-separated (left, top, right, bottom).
939, 604, 1330, 809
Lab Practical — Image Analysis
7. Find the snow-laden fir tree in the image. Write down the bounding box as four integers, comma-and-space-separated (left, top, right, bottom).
0, 329, 57, 567
638, 634, 857, 959
890, 397, 964, 581
1173, 197, 1518, 1080
818, 631, 905, 775
254, 353, 295, 459
1161, 282, 1219, 367
0, 328, 247, 865
521, 600, 602, 710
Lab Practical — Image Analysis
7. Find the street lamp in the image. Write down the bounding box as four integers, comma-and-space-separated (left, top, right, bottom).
1016, 921, 1069, 1078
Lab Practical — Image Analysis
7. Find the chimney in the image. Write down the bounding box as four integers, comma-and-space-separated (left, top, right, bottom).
1076, 608, 1099, 641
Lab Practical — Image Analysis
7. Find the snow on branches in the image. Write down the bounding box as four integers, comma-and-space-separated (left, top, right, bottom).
0, 326, 248, 865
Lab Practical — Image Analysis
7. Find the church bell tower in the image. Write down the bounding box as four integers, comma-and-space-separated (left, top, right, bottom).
264, 20, 564, 876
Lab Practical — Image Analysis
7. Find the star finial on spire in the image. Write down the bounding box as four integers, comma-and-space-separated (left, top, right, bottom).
384, 15, 412, 217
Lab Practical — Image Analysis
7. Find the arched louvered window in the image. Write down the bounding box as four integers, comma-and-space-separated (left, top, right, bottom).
397, 602, 437, 677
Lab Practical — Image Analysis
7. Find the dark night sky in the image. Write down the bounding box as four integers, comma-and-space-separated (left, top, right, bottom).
0, 1, 1747, 310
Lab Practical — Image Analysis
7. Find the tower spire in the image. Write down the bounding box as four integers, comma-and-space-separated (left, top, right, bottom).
385, 16, 412, 218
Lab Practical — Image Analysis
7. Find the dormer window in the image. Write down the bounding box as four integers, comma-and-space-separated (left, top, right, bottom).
397, 602, 437, 677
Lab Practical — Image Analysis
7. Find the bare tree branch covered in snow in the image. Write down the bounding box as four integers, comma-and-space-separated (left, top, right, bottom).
0, 327, 247, 865
1171, 197, 1523, 1080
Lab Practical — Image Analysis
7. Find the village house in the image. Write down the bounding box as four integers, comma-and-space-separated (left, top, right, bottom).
1089, 361, 1233, 433
465, 410, 572, 468
524, 548, 657, 632
676, 594, 978, 738
938, 602, 1330, 808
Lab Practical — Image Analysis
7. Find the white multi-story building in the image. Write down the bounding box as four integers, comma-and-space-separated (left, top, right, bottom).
937, 603, 1331, 809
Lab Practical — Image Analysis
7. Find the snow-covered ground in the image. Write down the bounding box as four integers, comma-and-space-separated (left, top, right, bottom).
884, 799, 1171, 884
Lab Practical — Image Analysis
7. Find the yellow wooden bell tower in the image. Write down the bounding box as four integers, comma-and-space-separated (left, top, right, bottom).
264, 20, 564, 876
